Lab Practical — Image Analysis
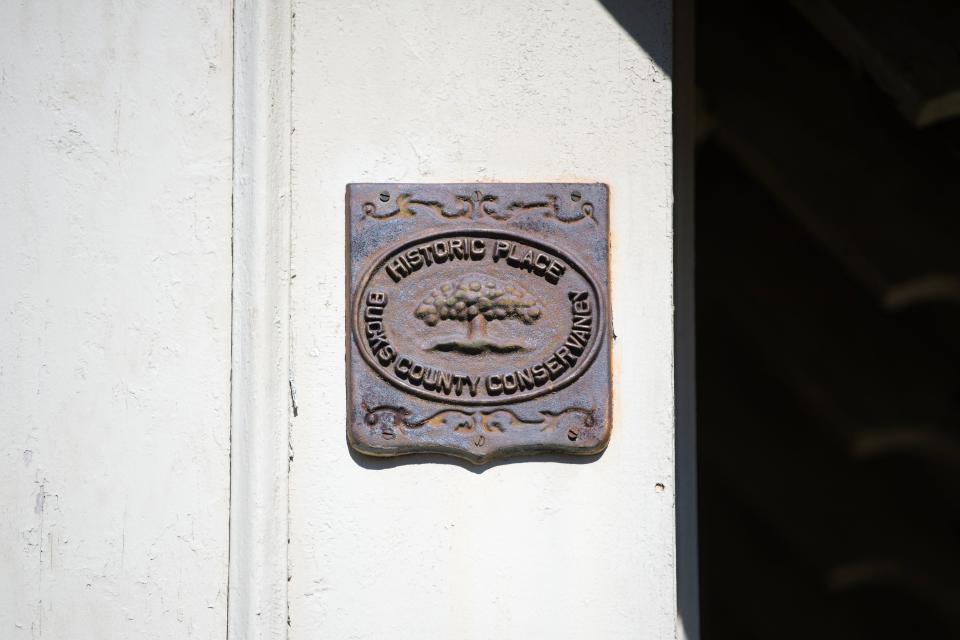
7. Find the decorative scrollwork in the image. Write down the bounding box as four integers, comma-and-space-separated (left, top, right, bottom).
540, 407, 599, 441
363, 190, 596, 223
362, 403, 413, 440
363, 402, 598, 445
501, 195, 596, 224
362, 194, 450, 219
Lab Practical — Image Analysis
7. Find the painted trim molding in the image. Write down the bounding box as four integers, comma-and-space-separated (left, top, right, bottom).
228, 1, 292, 638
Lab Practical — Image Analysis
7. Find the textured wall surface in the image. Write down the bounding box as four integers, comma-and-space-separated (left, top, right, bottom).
289, 1, 676, 637
0, 2, 233, 638
0, 1, 677, 637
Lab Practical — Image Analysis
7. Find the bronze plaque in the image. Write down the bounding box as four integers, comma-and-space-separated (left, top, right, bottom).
347, 183, 611, 464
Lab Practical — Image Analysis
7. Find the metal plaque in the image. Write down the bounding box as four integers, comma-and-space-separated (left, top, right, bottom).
347, 183, 611, 464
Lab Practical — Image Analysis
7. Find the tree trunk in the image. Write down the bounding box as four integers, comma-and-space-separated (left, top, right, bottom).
467, 315, 488, 339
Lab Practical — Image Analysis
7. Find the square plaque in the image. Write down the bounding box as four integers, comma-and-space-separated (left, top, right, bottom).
346, 183, 611, 464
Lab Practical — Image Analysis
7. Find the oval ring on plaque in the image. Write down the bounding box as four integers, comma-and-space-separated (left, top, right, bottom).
353, 229, 606, 406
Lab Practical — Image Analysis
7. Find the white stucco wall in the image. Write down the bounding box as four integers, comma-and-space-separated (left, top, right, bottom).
289, 1, 677, 638
0, 2, 234, 638
1, 1, 680, 637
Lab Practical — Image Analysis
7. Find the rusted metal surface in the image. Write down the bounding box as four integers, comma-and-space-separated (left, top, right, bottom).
347, 183, 611, 464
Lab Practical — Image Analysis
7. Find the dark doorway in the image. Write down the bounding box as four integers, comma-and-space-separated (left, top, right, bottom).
695, 2, 960, 638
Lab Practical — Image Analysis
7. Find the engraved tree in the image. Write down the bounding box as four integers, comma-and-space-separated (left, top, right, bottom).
415, 275, 541, 353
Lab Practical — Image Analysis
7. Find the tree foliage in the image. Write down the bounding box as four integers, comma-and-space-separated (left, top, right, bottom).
415, 276, 541, 328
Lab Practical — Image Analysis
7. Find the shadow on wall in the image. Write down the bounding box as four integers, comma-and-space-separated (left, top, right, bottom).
597, 0, 673, 77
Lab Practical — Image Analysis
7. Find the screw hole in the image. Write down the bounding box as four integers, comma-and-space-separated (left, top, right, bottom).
379, 191, 389, 202
570, 191, 582, 202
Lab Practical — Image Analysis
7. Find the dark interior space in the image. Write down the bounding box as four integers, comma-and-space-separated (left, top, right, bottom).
695, 2, 960, 638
